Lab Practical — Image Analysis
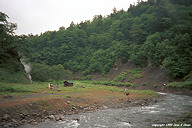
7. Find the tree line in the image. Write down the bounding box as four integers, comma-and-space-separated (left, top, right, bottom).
1, 0, 192, 82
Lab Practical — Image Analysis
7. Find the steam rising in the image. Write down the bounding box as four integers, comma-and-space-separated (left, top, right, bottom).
21, 60, 32, 83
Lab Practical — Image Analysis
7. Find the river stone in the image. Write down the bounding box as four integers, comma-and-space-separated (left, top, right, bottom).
73, 118, 80, 121
2, 114, 10, 121
31, 121, 38, 125
60, 116, 65, 121
48, 115, 55, 120
4, 123, 12, 127
72, 107, 77, 110
11, 119, 17, 123
55, 117, 60, 121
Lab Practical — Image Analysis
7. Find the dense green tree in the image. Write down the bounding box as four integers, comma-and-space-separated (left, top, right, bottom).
17, 0, 192, 80
0, 12, 22, 72
0, 12, 30, 83
31, 63, 72, 81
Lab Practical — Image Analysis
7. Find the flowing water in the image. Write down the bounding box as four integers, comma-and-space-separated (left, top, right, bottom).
20, 93, 192, 128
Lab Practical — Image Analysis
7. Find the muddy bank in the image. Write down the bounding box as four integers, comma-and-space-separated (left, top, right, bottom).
0, 94, 161, 128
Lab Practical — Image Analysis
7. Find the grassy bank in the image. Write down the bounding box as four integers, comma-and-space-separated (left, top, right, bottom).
0, 80, 159, 114
0, 81, 158, 97
0, 82, 46, 95
0, 80, 159, 110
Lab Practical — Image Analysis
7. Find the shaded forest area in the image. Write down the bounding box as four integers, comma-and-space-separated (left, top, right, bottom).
1, 0, 192, 82
0, 12, 29, 83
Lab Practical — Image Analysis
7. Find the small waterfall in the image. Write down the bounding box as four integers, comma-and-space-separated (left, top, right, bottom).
21, 60, 32, 83
27, 73, 32, 83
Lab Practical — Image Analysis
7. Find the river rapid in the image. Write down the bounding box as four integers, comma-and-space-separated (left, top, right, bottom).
20, 93, 192, 128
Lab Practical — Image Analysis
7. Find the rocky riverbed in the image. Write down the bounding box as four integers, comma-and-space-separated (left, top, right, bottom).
19, 93, 192, 128
0, 94, 161, 128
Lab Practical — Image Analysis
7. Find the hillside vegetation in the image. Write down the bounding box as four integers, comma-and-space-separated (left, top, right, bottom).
0, 12, 29, 83
1, 0, 192, 83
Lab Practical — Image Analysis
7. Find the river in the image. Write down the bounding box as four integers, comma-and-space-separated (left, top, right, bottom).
20, 93, 192, 128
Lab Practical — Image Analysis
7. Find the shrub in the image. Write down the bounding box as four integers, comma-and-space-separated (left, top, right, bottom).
86, 75, 92, 80
142, 82, 147, 86
0, 69, 30, 84
113, 72, 127, 82
31, 63, 72, 82
153, 84, 161, 88
166, 81, 192, 89
66, 95, 71, 98
127, 68, 143, 82
82, 80, 136, 87
78, 75, 92, 80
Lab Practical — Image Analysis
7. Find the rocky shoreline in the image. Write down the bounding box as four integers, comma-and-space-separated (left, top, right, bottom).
0, 95, 162, 128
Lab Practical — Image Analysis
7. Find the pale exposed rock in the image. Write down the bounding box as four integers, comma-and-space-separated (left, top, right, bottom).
48, 115, 55, 120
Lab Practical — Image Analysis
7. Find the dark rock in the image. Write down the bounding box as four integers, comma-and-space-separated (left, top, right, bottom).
3, 95, 13, 98
21, 119, 27, 123
73, 118, 80, 121
20, 113, 25, 119
55, 117, 60, 121
2, 114, 10, 121
32, 113, 38, 116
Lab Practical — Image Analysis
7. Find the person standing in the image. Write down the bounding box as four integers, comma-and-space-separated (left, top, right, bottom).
162, 83, 166, 92
50, 83, 53, 89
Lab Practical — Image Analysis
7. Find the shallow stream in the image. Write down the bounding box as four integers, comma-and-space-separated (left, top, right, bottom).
20, 93, 192, 128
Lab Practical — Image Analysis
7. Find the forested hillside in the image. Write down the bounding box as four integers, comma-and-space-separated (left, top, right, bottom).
18, 0, 192, 81
0, 12, 29, 83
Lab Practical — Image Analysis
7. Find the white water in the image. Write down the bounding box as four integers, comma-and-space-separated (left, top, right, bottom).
20, 93, 192, 128
21, 60, 32, 83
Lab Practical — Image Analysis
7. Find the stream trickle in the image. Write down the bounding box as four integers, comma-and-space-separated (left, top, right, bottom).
20, 93, 192, 128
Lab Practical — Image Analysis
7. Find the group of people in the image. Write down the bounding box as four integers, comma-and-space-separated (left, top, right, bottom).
48, 83, 59, 89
